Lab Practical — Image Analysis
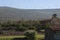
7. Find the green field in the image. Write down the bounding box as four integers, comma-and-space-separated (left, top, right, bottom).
0, 36, 25, 38
0, 36, 25, 40
35, 32, 44, 40
0, 34, 44, 40
0, 31, 44, 40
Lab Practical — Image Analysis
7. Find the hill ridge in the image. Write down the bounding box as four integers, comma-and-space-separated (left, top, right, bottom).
0, 6, 60, 21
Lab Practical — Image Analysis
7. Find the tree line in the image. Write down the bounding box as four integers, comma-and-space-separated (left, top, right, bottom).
0, 20, 48, 32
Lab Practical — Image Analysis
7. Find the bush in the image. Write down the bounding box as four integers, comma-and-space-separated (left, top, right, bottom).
24, 32, 35, 40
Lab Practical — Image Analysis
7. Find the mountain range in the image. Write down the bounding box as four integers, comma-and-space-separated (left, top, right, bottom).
0, 6, 60, 21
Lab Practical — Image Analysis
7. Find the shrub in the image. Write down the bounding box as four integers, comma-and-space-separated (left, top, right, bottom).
24, 31, 35, 40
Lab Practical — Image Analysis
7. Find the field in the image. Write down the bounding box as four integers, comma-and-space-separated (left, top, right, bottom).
0, 36, 25, 40
0, 32, 44, 40
35, 32, 44, 40
0, 19, 45, 40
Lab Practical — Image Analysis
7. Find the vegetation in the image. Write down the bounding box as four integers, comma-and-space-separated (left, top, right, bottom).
24, 31, 35, 40
0, 32, 44, 40
0, 20, 46, 32
0, 36, 25, 40
0, 20, 47, 40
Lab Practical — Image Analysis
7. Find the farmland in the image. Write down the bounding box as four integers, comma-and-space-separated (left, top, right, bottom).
0, 32, 44, 40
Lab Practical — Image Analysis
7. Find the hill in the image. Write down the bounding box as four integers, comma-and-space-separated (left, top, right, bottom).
0, 6, 60, 21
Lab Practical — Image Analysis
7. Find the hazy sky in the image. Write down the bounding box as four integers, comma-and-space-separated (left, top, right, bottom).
0, 0, 60, 9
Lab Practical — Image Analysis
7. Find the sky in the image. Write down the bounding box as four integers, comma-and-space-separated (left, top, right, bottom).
0, 0, 60, 9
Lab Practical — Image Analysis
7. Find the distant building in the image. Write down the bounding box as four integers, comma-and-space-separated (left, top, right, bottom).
45, 14, 60, 40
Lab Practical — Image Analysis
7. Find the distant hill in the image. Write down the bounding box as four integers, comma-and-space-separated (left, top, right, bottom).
0, 6, 60, 21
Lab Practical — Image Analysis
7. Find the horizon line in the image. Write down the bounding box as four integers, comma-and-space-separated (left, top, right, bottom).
0, 6, 60, 9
